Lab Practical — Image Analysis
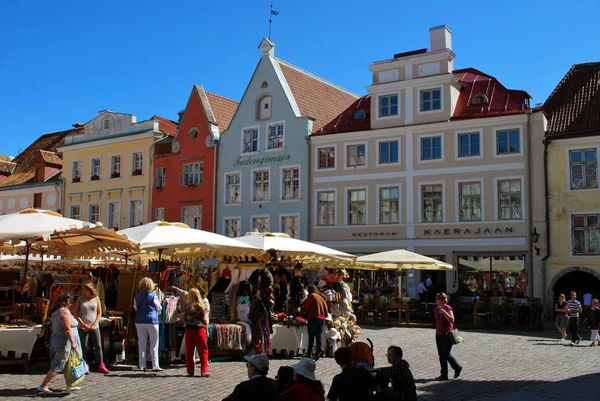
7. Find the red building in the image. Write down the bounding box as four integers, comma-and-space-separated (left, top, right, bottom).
152, 85, 237, 232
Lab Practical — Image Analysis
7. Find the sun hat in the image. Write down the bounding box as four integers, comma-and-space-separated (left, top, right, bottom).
82, 281, 98, 296
244, 354, 270, 372
290, 357, 316, 381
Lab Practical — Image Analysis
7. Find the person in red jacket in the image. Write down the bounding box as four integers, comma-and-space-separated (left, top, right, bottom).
280, 358, 325, 401
303, 285, 328, 361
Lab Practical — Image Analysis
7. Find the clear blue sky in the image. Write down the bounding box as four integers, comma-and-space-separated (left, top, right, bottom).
1, 0, 598, 157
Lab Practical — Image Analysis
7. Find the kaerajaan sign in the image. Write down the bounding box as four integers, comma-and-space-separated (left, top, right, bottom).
423, 227, 514, 235
234, 153, 291, 168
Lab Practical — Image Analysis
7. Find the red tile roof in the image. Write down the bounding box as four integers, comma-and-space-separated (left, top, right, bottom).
0, 155, 12, 162
205, 92, 238, 133
0, 127, 81, 187
152, 115, 179, 136
0, 161, 16, 174
543, 62, 600, 137
39, 150, 62, 166
314, 95, 371, 136
277, 59, 359, 132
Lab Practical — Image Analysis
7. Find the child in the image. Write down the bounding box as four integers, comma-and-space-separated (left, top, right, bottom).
588, 299, 600, 347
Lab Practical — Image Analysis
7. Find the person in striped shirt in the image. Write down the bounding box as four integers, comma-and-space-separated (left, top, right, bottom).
567, 291, 583, 345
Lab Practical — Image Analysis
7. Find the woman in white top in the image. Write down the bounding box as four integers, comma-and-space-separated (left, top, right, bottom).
74, 282, 110, 374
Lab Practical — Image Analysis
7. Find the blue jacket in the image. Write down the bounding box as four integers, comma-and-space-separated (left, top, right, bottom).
135, 290, 159, 324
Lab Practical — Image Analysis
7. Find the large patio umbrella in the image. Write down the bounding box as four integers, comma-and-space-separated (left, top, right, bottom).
235, 232, 356, 263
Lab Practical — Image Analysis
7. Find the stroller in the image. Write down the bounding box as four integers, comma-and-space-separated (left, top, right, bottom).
349, 338, 374, 369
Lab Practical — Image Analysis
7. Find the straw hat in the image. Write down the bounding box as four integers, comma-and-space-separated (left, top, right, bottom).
290, 357, 316, 381
82, 281, 98, 297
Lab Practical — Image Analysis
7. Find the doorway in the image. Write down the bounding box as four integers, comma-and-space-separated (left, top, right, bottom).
553, 270, 600, 305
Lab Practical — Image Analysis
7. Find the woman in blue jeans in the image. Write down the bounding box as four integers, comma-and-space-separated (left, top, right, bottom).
434, 292, 462, 381
303, 285, 328, 360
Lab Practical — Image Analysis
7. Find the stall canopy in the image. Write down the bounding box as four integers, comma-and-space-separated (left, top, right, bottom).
235, 232, 356, 263
357, 249, 453, 270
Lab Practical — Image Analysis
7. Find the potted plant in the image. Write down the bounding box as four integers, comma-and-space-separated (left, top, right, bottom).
111, 171, 120, 178
90, 174, 100, 181
72, 176, 80, 183
132, 169, 142, 176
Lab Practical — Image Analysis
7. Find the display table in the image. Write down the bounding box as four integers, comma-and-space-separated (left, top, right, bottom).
207, 323, 248, 360
0, 325, 42, 371
269, 324, 326, 357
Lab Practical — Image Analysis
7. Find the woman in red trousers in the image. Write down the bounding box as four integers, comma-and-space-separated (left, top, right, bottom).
182, 288, 209, 377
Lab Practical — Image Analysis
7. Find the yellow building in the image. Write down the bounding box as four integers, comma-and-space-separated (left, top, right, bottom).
58, 111, 177, 229
543, 62, 600, 309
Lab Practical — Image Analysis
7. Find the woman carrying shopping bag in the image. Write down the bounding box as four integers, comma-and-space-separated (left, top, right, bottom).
134, 277, 162, 372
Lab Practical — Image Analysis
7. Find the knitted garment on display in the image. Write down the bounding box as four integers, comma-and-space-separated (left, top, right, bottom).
249, 295, 271, 354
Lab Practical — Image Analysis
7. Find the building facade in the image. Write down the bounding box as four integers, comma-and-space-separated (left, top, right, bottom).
152, 85, 237, 231
0, 128, 80, 215
310, 26, 546, 299
58, 111, 177, 229
216, 38, 357, 239
542, 62, 600, 311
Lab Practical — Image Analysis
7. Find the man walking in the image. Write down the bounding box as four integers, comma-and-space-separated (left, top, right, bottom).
567, 291, 583, 345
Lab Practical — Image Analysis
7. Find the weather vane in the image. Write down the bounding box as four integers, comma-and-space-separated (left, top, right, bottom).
269, 3, 279, 40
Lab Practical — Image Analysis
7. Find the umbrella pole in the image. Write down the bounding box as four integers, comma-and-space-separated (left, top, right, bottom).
23, 242, 30, 281
40, 251, 44, 272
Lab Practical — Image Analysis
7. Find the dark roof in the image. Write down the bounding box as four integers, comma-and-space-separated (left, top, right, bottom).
314, 95, 371, 136
205, 92, 238, 133
0, 127, 81, 187
154, 136, 174, 156
39, 150, 62, 166
543, 62, 600, 137
0, 155, 12, 162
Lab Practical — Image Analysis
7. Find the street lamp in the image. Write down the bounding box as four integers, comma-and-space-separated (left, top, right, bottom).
531, 227, 541, 256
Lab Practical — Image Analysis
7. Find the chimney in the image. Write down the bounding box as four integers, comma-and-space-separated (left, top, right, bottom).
429, 25, 452, 52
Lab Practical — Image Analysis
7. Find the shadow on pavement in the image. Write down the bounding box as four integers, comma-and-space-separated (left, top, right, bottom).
0, 388, 70, 398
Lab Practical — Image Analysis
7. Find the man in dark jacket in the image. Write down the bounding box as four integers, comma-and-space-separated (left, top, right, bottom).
328, 347, 376, 401
303, 285, 329, 360
222, 354, 279, 401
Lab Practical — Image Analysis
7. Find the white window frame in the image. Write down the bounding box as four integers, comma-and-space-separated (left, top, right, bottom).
155, 167, 166, 189
223, 217, 242, 238
314, 188, 337, 227
566, 145, 600, 192
69, 204, 81, 220
88, 203, 101, 224
131, 150, 144, 175
72, 160, 82, 182
241, 126, 260, 154
344, 141, 368, 170
90, 157, 101, 180
376, 184, 401, 224
251, 215, 270, 233
129, 198, 143, 227
454, 129, 484, 160
110, 154, 121, 178
568, 211, 600, 257
315, 145, 337, 171
417, 85, 444, 114
280, 213, 300, 239
417, 133, 444, 163
280, 165, 301, 202
492, 125, 524, 158
154, 207, 164, 222
376, 138, 401, 167
181, 162, 203, 186
455, 178, 485, 222
224, 171, 242, 205
376, 92, 400, 120
345, 186, 368, 225
493, 175, 525, 221
266, 121, 285, 151
181, 205, 202, 229
251, 167, 271, 203
418, 180, 446, 223
107, 201, 121, 229
259, 96, 272, 120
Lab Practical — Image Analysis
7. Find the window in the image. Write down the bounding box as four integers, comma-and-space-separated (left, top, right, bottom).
379, 187, 399, 224
348, 189, 366, 225
347, 144, 366, 167
421, 137, 442, 160
268, 124, 284, 149
354, 110, 366, 120
189, 128, 198, 139
318, 147, 335, 169
569, 149, 598, 190
104, 119, 110, 129
70, 205, 81, 220
129, 200, 143, 227
252, 216, 269, 233
155, 208, 164, 222
253, 170, 270, 201
89, 204, 100, 224
243, 128, 259, 153
379, 94, 398, 117
182, 163, 203, 186
459, 182, 482, 221
379, 141, 399, 164
572, 214, 600, 255
498, 180, 522, 220
259, 96, 271, 120
132, 152, 143, 175
182, 206, 202, 229
281, 215, 299, 239
458, 255, 525, 298
33, 193, 42, 208
226, 173, 241, 204
108, 201, 120, 230
91, 158, 101, 180
458, 133, 480, 157
420, 88, 441, 112
317, 191, 335, 226
422, 184, 443, 222
110, 155, 121, 178
155, 167, 166, 189
72, 161, 82, 182
496, 129, 520, 155
282, 168, 300, 200
225, 218, 241, 238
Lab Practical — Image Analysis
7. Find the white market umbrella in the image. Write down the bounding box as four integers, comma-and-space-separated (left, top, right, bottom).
118, 221, 261, 259
235, 232, 356, 263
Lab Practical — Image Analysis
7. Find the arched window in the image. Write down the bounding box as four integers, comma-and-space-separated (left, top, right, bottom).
189, 127, 199, 138
471, 94, 489, 105
353, 109, 367, 120
259, 96, 272, 120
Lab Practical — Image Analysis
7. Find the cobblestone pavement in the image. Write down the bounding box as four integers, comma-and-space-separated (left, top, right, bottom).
1, 326, 599, 400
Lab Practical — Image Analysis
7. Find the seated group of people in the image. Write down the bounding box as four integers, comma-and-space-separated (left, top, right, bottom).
222, 345, 417, 401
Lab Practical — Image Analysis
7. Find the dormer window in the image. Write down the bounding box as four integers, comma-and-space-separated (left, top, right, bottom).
189, 127, 199, 138
104, 119, 110, 129
353, 110, 367, 120
471, 94, 489, 105
259, 96, 272, 120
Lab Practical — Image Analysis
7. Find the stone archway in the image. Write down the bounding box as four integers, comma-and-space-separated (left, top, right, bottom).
549, 266, 600, 304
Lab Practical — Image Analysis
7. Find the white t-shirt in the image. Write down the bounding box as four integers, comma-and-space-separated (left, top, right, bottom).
237, 303, 250, 323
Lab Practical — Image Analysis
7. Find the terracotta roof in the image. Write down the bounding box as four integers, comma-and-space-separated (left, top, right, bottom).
152, 115, 179, 136
0, 161, 16, 174
543, 62, 600, 137
0, 127, 81, 188
0, 155, 12, 162
276, 59, 359, 132
315, 95, 371, 136
205, 92, 238, 133
39, 150, 62, 166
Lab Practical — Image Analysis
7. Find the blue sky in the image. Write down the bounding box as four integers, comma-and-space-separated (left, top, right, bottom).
1, 0, 598, 157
